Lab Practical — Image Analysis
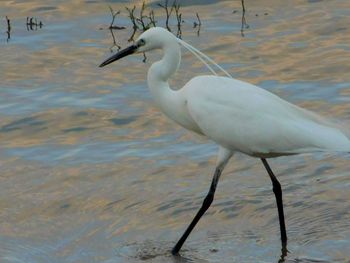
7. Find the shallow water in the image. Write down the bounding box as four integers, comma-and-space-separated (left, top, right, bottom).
0, 0, 350, 262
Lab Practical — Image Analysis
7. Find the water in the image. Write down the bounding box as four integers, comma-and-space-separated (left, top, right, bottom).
1, 0, 350, 262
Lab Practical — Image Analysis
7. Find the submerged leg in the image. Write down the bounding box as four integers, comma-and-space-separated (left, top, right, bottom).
261, 158, 287, 245
172, 148, 232, 255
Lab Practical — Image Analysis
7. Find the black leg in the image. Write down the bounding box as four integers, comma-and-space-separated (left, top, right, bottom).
172, 168, 222, 255
261, 158, 287, 245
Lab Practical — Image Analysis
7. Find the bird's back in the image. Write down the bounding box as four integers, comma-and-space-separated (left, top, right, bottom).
182, 75, 350, 157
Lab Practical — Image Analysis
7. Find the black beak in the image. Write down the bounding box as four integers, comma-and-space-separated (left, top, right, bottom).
99, 44, 138, 67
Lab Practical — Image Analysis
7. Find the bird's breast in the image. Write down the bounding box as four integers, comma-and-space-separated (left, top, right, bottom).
156, 93, 203, 135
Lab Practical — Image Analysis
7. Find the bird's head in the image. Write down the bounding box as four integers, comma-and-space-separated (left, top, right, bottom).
99, 27, 176, 67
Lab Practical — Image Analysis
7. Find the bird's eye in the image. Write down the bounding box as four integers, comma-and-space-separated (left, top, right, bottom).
139, 39, 146, 46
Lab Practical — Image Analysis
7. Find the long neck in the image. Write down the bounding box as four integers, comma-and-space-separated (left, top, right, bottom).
146, 41, 202, 134
147, 42, 181, 107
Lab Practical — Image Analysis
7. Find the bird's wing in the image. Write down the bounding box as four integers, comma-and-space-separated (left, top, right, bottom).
183, 76, 350, 157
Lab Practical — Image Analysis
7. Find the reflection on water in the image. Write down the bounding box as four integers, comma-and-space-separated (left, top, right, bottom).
1, 0, 350, 262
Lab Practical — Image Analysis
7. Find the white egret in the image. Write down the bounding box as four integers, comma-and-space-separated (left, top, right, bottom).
100, 27, 350, 255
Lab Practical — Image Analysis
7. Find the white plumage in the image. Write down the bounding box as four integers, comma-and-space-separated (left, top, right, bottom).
139, 27, 350, 159
183, 75, 350, 157
99, 26, 349, 255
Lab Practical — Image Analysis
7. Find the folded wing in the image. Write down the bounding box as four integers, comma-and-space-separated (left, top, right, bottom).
184, 76, 350, 157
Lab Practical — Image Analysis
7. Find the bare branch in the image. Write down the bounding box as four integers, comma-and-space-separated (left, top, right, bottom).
109, 28, 121, 52
158, 0, 174, 31
149, 10, 156, 27
126, 6, 139, 30
128, 26, 137, 42
136, 1, 148, 30
26, 16, 44, 31
240, 0, 249, 37
6, 16, 11, 42
193, 13, 201, 36
173, 1, 182, 38
108, 6, 125, 29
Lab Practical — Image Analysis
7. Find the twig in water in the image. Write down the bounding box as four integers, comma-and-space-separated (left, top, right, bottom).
240, 0, 249, 37
126, 2, 155, 41
26, 16, 44, 31
6, 16, 11, 30
26, 17, 30, 30
136, 1, 152, 31
126, 6, 139, 30
173, 1, 182, 38
148, 10, 156, 27
5, 16, 11, 42
108, 6, 125, 30
158, 0, 174, 31
193, 13, 201, 36
128, 26, 137, 42
126, 5, 139, 42
109, 29, 121, 52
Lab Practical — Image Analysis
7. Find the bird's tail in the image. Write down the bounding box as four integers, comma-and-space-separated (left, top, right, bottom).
285, 102, 350, 152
